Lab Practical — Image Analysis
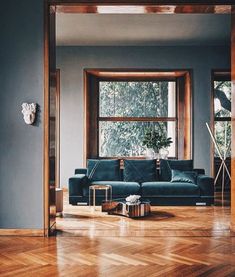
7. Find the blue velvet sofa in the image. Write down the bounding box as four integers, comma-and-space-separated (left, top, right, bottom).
68, 159, 214, 206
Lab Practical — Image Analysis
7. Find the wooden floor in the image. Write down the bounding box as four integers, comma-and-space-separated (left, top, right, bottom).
0, 236, 234, 276
57, 205, 232, 237
0, 192, 234, 276
56, 191, 232, 237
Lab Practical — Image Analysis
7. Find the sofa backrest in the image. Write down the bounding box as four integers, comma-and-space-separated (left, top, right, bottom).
87, 159, 121, 181
85, 158, 195, 183
123, 159, 158, 183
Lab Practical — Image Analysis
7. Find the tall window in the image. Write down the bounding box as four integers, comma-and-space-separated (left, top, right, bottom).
99, 81, 176, 157
213, 72, 231, 188
85, 70, 192, 161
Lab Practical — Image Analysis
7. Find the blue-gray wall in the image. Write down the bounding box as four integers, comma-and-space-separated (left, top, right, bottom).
0, 0, 44, 228
57, 46, 230, 187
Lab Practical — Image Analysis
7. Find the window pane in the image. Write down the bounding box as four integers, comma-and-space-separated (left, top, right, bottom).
214, 81, 231, 118
214, 121, 231, 157
99, 121, 176, 157
99, 81, 176, 117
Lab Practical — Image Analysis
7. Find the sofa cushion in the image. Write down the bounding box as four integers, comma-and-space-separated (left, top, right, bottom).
82, 181, 140, 197
123, 159, 157, 183
160, 159, 193, 181
141, 181, 200, 196
87, 159, 121, 181
171, 169, 197, 184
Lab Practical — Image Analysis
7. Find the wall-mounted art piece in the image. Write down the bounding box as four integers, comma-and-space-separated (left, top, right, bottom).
21, 102, 37, 125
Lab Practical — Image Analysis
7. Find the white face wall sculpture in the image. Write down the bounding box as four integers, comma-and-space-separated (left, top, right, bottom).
21, 103, 37, 125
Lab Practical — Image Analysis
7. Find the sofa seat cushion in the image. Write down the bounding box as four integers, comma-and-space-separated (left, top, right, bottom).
123, 159, 157, 183
141, 182, 200, 197
83, 181, 140, 197
87, 159, 121, 181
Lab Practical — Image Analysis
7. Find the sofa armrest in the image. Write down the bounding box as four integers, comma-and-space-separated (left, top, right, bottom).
197, 175, 214, 196
69, 174, 88, 196
193, 168, 205, 175
74, 168, 87, 175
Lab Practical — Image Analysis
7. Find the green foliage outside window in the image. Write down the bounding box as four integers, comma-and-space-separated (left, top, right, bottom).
214, 81, 231, 157
99, 81, 176, 157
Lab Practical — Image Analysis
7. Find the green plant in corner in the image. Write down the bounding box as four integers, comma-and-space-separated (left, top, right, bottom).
142, 126, 173, 153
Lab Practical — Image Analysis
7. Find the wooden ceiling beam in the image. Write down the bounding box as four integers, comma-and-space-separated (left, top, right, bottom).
49, 0, 234, 5
55, 5, 231, 14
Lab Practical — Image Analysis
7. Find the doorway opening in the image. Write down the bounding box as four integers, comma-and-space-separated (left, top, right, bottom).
211, 70, 231, 206
44, 2, 234, 236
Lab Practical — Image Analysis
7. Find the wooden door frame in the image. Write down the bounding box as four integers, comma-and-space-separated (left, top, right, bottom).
44, 0, 235, 236
210, 70, 231, 177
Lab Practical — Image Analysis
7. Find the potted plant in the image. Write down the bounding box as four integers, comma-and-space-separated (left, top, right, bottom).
142, 127, 173, 159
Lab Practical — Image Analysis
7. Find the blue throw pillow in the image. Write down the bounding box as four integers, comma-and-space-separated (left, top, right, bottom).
87, 159, 121, 181
171, 169, 197, 184
123, 159, 157, 183
160, 159, 194, 181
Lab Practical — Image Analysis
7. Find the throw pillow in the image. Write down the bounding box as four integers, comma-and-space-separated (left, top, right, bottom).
87, 159, 121, 181
171, 169, 197, 184
123, 159, 157, 183
160, 159, 194, 181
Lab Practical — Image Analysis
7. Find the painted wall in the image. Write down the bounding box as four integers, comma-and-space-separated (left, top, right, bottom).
0, 0, 44, 228
57, 46, 230, 187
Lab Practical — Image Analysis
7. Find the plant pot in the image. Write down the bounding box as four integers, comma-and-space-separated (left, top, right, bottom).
154, 151, 160, 161
159, 148, 169, 159
146, 148, 155, 159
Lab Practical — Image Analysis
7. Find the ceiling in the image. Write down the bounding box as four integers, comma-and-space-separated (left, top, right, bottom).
56, 14, 230, 46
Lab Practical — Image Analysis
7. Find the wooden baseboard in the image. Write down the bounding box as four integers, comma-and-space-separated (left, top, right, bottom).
0, 229, 44, 236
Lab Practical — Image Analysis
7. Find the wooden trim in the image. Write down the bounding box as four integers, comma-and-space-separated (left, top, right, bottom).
44, 1, 56, 237
56, 69, 60, 188
51, 0, 233, 4
83, 71, 88, 167
210, 71, 215, 176
98, 77, 176, 82
0, 229, 44, 237
177, 71, 192, 159
85, 69, 189, 78
44, 0, 50, 237
48, 8, 57, 236
98, 117, 177, 122
84, 69, 191, 160
55, 5, 231, 14
85, 72, 99, 159
213, 70, 231, 81
49, 0, 233, 7
214, 117, 231, 121
184, 71, 192, 160
231, 6, 235, 235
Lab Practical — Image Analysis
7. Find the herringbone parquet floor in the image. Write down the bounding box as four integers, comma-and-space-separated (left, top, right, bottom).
0, 236, 234, 276
56, 191, 231, 237
1, 192, 234, 276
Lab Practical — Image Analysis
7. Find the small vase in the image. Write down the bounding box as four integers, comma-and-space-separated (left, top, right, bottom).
154, 151, 160, 161
159, 148, 169, 159
146, 148, 155, 159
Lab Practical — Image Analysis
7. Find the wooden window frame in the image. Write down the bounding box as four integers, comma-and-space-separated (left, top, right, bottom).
84, 69, 192, 162
213, 71, 231, 119
211, 70, 231, 177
